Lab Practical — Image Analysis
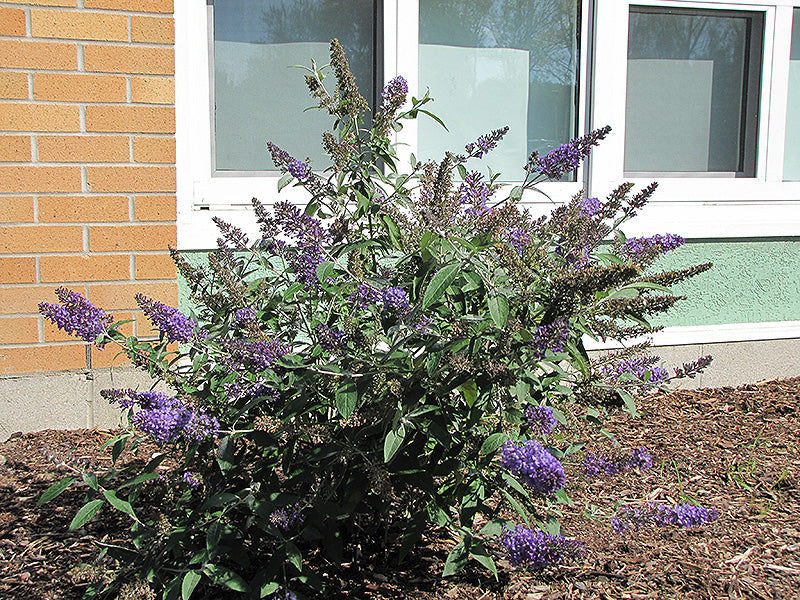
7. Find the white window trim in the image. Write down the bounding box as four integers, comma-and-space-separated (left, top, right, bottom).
177, 0, 800, 250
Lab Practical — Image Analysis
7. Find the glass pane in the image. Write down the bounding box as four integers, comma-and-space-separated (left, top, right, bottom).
418, 0, 580, 180
625, 7, 762, 175
784, 8, 800, 181
213, 0, 375, 172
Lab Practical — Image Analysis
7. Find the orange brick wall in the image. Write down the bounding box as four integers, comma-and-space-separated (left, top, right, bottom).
0, 0, 176, 375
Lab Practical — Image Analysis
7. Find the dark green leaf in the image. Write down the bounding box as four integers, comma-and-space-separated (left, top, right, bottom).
69, 499, 104, 530
422, 263, 460, 309
102, 490, 136, 518
82, 471, 98, 491
182, 571, 202, 600
499, 488, 529, 525
202, 565, 249, 592
442, 541, 468, 577
38, 476, 78, 506
458, 380, 478, 408
277, 173, 293, 192
335, 378, 358, 418
480, 433, 507, 457
384, 423, 406, 463
285, 541, 302, 572
315, 261, 335, 283
488, 294, 509, 328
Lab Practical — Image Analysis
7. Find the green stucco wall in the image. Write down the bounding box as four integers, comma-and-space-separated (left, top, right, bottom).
178, 238, 800, 328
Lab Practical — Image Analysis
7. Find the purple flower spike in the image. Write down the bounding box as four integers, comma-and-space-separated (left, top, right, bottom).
269, 503, 303, 532
39, 287, 113, 347
525, 406, 558, 436
527, 126, 611, 180
287, 159, 310, 182
506, 227, 532, 254
623, 233, 685, 263
135, 293, 200, 343
459, 171, 491, 217
501, 526, 585, 569
465, 126, 509, 158
500, 440, 565, 495
612, 502, 719, 533
235, 307, 257, 324
380, 75, 408, 114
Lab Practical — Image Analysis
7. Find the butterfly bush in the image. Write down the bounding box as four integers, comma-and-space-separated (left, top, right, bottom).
37, 40, 715, 599
611, 502, 719, 534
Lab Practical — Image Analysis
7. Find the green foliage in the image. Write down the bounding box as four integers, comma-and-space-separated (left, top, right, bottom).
38, 40, 712, 599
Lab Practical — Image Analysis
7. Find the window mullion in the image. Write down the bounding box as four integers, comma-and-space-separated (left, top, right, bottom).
766, 5, 793, 181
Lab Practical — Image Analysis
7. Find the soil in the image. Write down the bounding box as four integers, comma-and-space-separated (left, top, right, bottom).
1, 377, 799, 600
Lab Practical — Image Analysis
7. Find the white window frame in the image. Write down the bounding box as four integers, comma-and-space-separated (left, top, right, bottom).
590, 0, 800, 238
177, 0, 800, 250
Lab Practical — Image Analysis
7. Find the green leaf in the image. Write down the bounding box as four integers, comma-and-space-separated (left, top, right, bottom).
383, 423, 406, 463
335, 378, 358, 418
619, 389, 639, 417
102, 490, 136, 519
480, 433, 508, 457
479, 518, 511, 537
422, 263, 461, 309
458, 380, 478, 408
285, 541, 302, 572
470, 550, 497, 576
499, 489, 530, 526
259, 582, 280, 599
508, 185, 523, 202
277, 173, 293, 192
488, 294, 509, 328
69, 498, 104, 530
38, 476, 78, 506
82, 471, 99, 491
182, 571, 202, 600
442, 541, 468, 577
202, 565, 249, 593
315, 260, 335, 283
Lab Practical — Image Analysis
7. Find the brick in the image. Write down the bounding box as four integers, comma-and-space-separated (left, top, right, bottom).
84, 44, 173, 75
40, 254, 130, 282
90, 343, 133, 368
0, 7, 26, 36
86, 105, 174, 134
0, 317, 39, 344
0, 136, 31, 162
0, 39, 77, 70
0, 225, 83, 253
86, 166, 175, 193
84, 0, 172, 12
39, 195, 129, 222
0, 257, 36, 283
135, 253, 175, 279
0, 197, 34, 223
134, 194, 175, 221
89, 281, 177, 310
0, 344, 86, 375
15, 0, 76, 6
131, 15, 173, 44
134, 136, 174, 163
0, 72, 29, 99
0, 103, 80, 132
31, 9, 128, 42
0, 166, 81, 192
34, 73, 126, 102
89, 223, 175, 251
0, 285, 65, 313
38, 136, 129, 163
131, 76, 173, 104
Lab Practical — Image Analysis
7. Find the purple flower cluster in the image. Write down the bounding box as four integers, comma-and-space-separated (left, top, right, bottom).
623, 233, 685, 263
530, 318, 570, 359
611, 502, 719, 534
135, 294, 203, 343
235, 307, 257, 324
39, 287, 112, 347
527, 126, 612, 180
270, 590, 297, 600
212, 216, 250, 250
674, 355, 713, 379
273, 200, 329, 288
380, 75, 408, 114
525, 405, 558, 436
465, 126, 509, 158
349, 283, 382, 309
287, 159, 310, 182
182, 471, 202, 489
500, 440, 565, 495
269, 503, 303, 531
458, 171, 491, 217
584, 447, 653, 479
223, 380, 278, 404
501, 526, 585, 569
581, 197, 602, 217
381, 286, 410, 315
102, 388, 219, 444
505, 227, 532, 254
605, 356, 669, 386
221, 338, 290, 373
314, 323, 345, 352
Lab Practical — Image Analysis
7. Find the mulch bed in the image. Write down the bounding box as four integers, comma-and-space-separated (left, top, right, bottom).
1, 378, 799, 599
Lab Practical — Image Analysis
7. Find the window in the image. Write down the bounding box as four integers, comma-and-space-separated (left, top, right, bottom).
624, 6, 763, 176
176, 0, 800, 248
211, 0, 378, 172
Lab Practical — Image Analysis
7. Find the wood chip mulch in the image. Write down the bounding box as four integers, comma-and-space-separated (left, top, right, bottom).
1, 377, 799, 599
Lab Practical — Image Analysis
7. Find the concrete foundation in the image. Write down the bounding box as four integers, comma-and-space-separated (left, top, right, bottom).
0, 338, 798, 442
